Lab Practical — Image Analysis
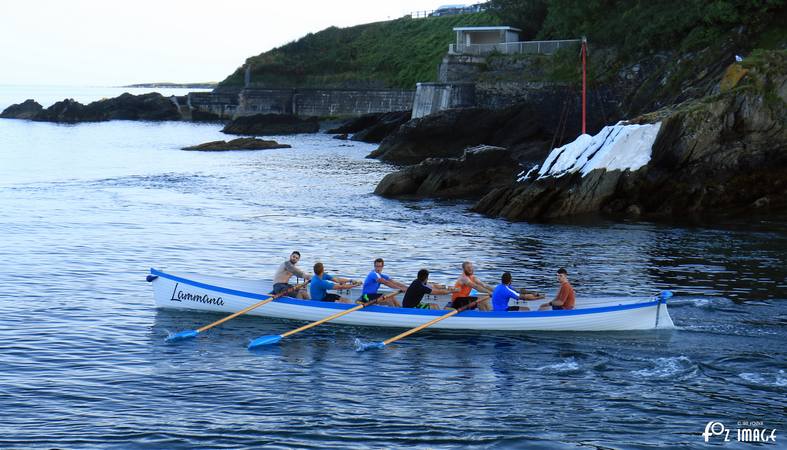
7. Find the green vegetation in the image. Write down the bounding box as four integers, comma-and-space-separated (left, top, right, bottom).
489, 0, 785, 54
219, 13, 502, 89
218, 2, 785, 91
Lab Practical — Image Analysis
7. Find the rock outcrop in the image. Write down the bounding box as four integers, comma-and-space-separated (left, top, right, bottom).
31, 93, 182, 122
0, 99, 43, 119
375, 145, 519, 199
182, 138, 291, 151
473, 50, 787, 220
367, 104, 562, 165
2, 93, 182, 123
222, 114, 319, 135
327, 111, 412, 143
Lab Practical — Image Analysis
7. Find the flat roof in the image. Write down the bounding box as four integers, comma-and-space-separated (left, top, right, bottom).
453, 26, 522, 32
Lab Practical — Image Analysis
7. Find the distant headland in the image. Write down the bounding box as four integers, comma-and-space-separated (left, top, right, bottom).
121, 82, 217, 89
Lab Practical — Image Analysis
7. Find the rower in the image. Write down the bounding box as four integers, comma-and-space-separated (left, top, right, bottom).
449, 261, 493, 311
491, 271, 544, 311
310, 262, 356, 304
539, 268, 576, 310
402, 269, 455, 310
272, 251, 311, 299
360, 258, 408, 307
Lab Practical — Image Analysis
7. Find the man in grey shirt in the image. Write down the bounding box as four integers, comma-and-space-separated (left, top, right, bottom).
272, 251, 311, 299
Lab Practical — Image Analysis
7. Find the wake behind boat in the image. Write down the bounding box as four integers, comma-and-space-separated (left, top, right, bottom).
148, 268, 676, 331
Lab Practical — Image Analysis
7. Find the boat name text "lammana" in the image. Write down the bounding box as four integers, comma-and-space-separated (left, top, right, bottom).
169, 283, 225, 306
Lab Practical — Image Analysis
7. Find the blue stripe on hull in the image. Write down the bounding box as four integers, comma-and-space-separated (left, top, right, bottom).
150, 268, 661, 318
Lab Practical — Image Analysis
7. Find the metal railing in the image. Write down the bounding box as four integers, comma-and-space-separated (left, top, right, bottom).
407, 3, 486, 18
449, 39, 582, 56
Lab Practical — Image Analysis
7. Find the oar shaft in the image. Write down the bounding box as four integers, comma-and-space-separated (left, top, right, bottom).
382, 309, 459, 345
380, 295, 487, 346
280, 290, 400, 338
281, 303, 365, 338
196, 281, 308, 333
196, 298, 273, 333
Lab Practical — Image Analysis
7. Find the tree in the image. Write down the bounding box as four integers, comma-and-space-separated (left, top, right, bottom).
487, 0, 549, 39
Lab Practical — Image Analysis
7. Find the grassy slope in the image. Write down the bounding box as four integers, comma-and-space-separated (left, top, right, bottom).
219, 12, 502, 89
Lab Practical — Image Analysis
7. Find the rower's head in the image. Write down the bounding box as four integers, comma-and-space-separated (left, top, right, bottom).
313, 262, 324, 276
417, 269, 429, 283
557, 268, 568, 283
462, 261, 474, 276
290, 251, 301, 264
501, 271, 512, 285
374, 258, 384, 273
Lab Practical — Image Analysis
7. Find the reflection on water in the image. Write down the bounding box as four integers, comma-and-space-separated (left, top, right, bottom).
0, 116, 784, 448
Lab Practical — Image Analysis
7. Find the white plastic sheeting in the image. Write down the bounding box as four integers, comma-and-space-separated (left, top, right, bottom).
517, 122, 662, 182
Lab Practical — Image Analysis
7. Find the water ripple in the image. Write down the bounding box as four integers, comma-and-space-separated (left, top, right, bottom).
0, 118, 784, 448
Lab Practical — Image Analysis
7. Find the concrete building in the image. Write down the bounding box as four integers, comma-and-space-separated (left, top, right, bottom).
449, 26, 521, 55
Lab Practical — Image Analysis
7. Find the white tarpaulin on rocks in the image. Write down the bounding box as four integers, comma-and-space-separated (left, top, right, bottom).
518, 122, 662, 181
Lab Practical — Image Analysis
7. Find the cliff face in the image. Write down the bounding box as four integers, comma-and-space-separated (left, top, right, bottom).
473, 50, 787, 220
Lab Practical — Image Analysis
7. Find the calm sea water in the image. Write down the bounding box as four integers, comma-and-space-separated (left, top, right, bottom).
0, 86, 785, 449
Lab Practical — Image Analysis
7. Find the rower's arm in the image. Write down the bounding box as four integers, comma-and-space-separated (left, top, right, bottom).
472, 279, 493, 293
430, 287, 454, 295
380, 277, 407, 291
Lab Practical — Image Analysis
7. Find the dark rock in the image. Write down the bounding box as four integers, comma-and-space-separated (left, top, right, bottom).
182, 138, 291, 151
326, 111, 412, 143
326, 113, 386, 134
473, 51, 787, 221
191, 109, 223, 122
625, 204, 642, 217
29, 93, 182, 123
222, 114, 319, 135
333, 134, 349, 140
352, 111, 412, 143
0, 99, 44, 119
367, 104, 558, 165
34, 99, 89, 123
375, 145, 519, 199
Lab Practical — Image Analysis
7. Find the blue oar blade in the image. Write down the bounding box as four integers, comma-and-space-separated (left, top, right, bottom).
165, 329, 199, 342
354, 338, 386, 352
248, 334, 283, 350
659, 290, 674, 301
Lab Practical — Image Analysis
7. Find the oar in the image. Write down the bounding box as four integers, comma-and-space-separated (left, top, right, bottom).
248, 290, 402, 349
356, 294, 489, 352
166, 280, 310, 342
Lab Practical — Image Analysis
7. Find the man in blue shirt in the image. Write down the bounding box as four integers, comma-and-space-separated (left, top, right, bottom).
360, 258, 408, 307
310, 262, 357, 303
491, 271, 544, 312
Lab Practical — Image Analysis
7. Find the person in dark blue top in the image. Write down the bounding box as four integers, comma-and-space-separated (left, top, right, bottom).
360, 258, 408, 307
309, 262, 357, 303
403, 269, 456, 309
491, 271, 544, 311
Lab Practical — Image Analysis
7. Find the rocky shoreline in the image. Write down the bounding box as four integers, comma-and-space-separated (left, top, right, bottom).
2, 49, 784, 223
369, 50, 787, 221
0, 93, 182, 122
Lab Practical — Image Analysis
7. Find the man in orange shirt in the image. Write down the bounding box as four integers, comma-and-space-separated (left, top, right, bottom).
539, 268, 575, 310
450, 261, 494, 311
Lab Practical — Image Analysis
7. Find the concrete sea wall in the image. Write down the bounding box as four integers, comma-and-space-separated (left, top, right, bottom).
188, 88, 414, 119
412, 82, 476, 119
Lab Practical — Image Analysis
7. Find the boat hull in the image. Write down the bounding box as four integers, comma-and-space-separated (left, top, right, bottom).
149, 268, 675, 331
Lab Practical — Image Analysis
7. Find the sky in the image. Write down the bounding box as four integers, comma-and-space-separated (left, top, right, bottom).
0, 0, 461, 86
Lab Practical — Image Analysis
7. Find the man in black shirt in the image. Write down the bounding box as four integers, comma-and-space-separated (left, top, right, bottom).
403, 269, 455, 309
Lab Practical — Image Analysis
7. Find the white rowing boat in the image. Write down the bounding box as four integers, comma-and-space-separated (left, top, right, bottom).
147, 268, 676, 331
